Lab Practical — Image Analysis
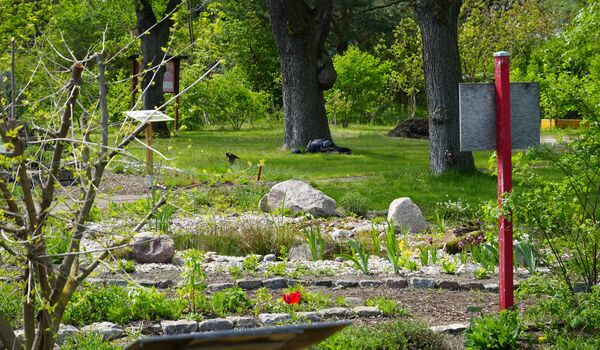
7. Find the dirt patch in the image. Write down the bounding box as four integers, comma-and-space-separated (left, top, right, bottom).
388, 118, 429, 139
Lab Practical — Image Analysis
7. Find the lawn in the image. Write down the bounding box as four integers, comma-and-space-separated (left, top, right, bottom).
125, 125, 501, 216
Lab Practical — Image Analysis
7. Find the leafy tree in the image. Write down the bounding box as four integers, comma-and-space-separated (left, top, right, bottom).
414, 0, 475, 174
326, 46, 391, 127
265, 0, 337, 149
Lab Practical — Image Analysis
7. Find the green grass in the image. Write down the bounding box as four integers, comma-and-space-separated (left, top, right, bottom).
124, 125, 541, 217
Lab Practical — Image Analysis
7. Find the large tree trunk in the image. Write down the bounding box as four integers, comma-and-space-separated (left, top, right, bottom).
266, 0, 337, 149
135, 0, 181, 137
414, 0, 475, 174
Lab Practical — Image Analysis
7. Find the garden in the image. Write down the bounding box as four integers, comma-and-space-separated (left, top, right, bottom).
1, 1, 599, 350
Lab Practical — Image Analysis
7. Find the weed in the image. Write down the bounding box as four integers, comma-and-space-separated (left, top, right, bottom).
179, 250, 206, 313
366, 296, 407, 317
209, 287, 252, 317
337, 239, 370, 274
339, 192, 370, 217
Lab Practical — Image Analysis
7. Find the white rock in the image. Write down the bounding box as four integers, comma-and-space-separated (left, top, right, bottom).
81, 322, 124, 341
387, 198, 428, 233
261, 180, 337, 217
329, 229, 354, 242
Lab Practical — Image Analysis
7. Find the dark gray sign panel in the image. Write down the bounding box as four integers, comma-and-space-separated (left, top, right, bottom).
459, 82, 540, 151
124, 321, 351, 350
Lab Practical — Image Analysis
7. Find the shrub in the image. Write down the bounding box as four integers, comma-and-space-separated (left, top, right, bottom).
209, 287, 252, 317
464, 310, 524, 350
339, 192, 370, 217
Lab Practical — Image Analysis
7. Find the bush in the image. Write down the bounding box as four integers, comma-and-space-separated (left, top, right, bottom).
339, 192, 370, 217
209, 287, 252, 317
315, 319, 451, 350
464, 310, 524, 350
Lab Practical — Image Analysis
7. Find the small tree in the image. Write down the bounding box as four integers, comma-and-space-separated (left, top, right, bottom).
326, 46, 391, 127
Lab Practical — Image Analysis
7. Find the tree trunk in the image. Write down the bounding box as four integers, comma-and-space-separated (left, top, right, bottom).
414, 0, 475, 174
266, 0, 337, 149
135, 0, 181, 137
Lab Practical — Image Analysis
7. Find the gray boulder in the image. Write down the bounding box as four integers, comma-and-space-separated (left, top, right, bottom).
131, 232, 175, 263
81, 322, 124, 341
387, 198, 428, 233
260, 180, 336, 217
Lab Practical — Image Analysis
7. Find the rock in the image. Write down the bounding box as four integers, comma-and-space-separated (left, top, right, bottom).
198, 318, 234, 332
288, 243, 312, 261
297, 312, 321, 322
344, 297, 365, 307
81, 322, 125, 341
430, 323, 468, 334
228, 316, 260, 328
263, 254, 277, 262
131, 232, 175, 264
208, 283, 235, 291
387, 198, 428, 233
385, 277, 408, 289
460, 282, 485, 291
410, 277, 436, 289
312, 279, 333, 287
260, 180, 337, 217
484, 283, 499, 292
317, 307, 352, 319
353, 306, 382, 318
56, 324, 79, 344
258, 313, 291, 325
127, 321, 161, 336
388, 118, 429, 139
359, 280, 383, 288
437, 280, 460, 291
335, 280, 359, 288
236, 279, 262, 290
263, 277, 288, 289
139, 280, 174, 289
329, 229, 354, 242
161, 320, 199, 335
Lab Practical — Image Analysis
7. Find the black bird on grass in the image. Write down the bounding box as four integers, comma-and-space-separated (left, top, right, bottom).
226, 152, 239, 165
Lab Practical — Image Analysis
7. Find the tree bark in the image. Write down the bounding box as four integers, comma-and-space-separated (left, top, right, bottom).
266, 0, 336, 149
414, 0, 475, 174
135, 0, 181, 137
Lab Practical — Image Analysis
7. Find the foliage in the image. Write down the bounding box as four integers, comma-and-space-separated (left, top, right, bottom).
61, 332, 118, 350
315, 319, 452, 350
179, 249, 206, 313
339, 192, 370, 217
326, 46, 391, 127
464, 310, 524, 350
384, 222, 402, 274
366, 297, 407, 317
509, 120, 600, 291
514, 240, 537, 273
337, 239, 370, 274
303, 226, 325, 261
0, 281, 22, 328
242, 254, 260, 272
440, 258, 458, 275
185, 67, 270, 130
116, 259, 136, 273
209, 287, 252, 317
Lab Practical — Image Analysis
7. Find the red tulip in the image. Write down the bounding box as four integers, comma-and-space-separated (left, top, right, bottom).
282, 291, 301, 305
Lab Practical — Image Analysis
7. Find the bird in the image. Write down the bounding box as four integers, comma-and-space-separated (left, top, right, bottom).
226, 152, 239, 165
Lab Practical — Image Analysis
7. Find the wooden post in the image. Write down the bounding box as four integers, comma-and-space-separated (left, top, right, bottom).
256, 164, 263, 181
145, 122, 153, 188
494, 51, 514, 310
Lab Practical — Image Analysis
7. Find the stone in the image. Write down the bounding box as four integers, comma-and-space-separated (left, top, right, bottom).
335, 280, 359, 288
258, 313, 291, 325
81, 322, 125, 341
288, 243, 312, 261
484, 283, 499, 292
228, 316, 260, 328
263, 277, 288, 289
430, 323, 468, 334
208, 283, 235, 291
460, 282, 485, 291
260, 180, 337, 217
236, 279, 262, 290
410, 277, 436, 289
312, 279, 333, 287
263, 254, 277, 262
297, 312, 321, 322
329, 229, 354, 242
56, 324, 79, 344
385, 277, 408, 289
198, 318, 234, 332
387, 198, 428, 233
353, 306, 382, 317
127, 321, 162, 336
317, 307, 352, 319
344, 297, 365, 307
160, 320, 199, 335
131, 232, 175, 264
437, 280, 460, 291
359, 280, 383, 288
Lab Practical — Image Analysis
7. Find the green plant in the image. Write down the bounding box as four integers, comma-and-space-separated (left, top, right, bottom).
242, 254, 260, 272
402, 259, 418, 271
209, 287, 252, 317
0, 281, 23, 328
179, 249, 206, 313
265, 262, 287, 277
116, 259, 136, 273
366, 297, 407, 317
472, 242, 498, 271
303, 225, 325, 261
473, 267, 489, 280
337, 239, 370, 274
61, 332, 118, 350
227, 265, 243, 280
339, 192, 370, 216
441, 258, 457, 274
370, 228, 381, 257
253, 287, 275, 316
384, 222, 402, 274
465, 310, 524, 350
514, 240, 537, 274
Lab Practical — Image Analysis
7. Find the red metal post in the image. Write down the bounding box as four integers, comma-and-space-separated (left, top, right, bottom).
494, 51, 514, 309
